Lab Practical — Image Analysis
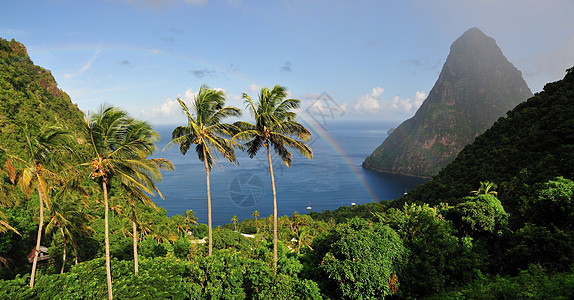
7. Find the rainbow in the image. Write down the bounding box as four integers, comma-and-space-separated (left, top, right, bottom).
300, 116, 379, 203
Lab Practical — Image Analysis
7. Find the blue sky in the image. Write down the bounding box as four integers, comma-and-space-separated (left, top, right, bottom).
2, 0, 574, 125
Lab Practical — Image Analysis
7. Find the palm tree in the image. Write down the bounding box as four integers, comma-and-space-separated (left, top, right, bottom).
45, 190, 93, 274
291, 227, 314, 254
0, 164, 20, 236
233, 85, 312, 269
0, 210, 20, 236
471, 181, 498, 196
231, 215, 238, 232
149, 222, 178, 244
184, 210, 198, 233
119, 119, 173, 275
252, 210, 260, 232
6, 124, 73, 288
84, 105, 167, 299
171, 210, 198, 238
165, 84, 240, 256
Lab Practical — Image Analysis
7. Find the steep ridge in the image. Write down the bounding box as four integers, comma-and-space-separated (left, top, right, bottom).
0, 38, 85, 156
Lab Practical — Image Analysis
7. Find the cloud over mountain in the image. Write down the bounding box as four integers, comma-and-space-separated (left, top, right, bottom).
351, 87, 426, 116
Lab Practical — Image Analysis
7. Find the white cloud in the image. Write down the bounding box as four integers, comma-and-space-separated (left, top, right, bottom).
371, 86, 385, 98
142, 88, 197, 118
64, 48, 101, 79
0, 28, 28, 36
143, 97, 181, 118
248, 83, 262, 92
227, 93, 245, 107
351, 87, 426, 116
352, 87, 383, 112
414, 91, 427, 107
142, 86, 237, 120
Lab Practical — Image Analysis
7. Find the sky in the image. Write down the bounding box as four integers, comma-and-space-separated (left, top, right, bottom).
2, 0, 574, 125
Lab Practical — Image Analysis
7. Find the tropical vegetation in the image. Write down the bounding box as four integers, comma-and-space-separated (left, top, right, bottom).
1, 37, 574, 299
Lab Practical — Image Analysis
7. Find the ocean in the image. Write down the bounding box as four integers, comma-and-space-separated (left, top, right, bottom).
150, 121, 429, 226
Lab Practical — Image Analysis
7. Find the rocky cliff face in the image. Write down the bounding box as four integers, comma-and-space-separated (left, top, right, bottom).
362, 28, 532, 177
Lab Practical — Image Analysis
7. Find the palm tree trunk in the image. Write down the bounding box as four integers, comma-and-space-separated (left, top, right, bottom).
60, 226, 67, 274
74, 246, 78, 265
29, 183, 45, 288
131, 195, 139, 275
266, 145, 278, 271
103, 181, 113, 300
203, 146, 213, 256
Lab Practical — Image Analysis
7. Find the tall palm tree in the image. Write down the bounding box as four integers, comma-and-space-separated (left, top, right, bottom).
84, 105, 167, 299
233, 85, 312, 269
6, 124, 73, 288
165, 84, 240, 256
119, 119, 173, 275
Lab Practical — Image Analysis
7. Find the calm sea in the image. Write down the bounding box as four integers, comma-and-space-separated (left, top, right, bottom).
151, 121, 429, 226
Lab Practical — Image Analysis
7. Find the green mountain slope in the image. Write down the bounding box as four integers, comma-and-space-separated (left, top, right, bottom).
401, 66, 574, 209
0, 38, 85, 156
363, 28, 532, 177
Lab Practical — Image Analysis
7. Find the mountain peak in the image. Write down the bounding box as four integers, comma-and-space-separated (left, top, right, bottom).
460, 27, 487, 38
362, 28, 532, 177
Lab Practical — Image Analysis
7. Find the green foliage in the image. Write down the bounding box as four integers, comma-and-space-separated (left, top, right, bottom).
0, 38, 86, 159
383, 203, 485, 298
0, 251, 322, 299
0, 205, 36, 279
503, 224, 573, 274
172, 237, 192, 260
138, 237, 170, 259
318, 218, 406, 299
430, 265, 574, 300
523, 177, 574, 229
447, 194, 509, 236
309, 201, 386, 224
0, 274, 33, 299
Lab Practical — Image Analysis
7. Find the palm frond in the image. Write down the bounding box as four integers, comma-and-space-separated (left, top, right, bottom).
270, 133, 312, 160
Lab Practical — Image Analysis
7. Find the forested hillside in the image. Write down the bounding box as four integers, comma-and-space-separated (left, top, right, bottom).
0, 38, 85, 156
401, 67, 574, 212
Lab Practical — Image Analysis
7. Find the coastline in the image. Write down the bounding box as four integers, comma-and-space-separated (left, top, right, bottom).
360, 164, 433, 180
